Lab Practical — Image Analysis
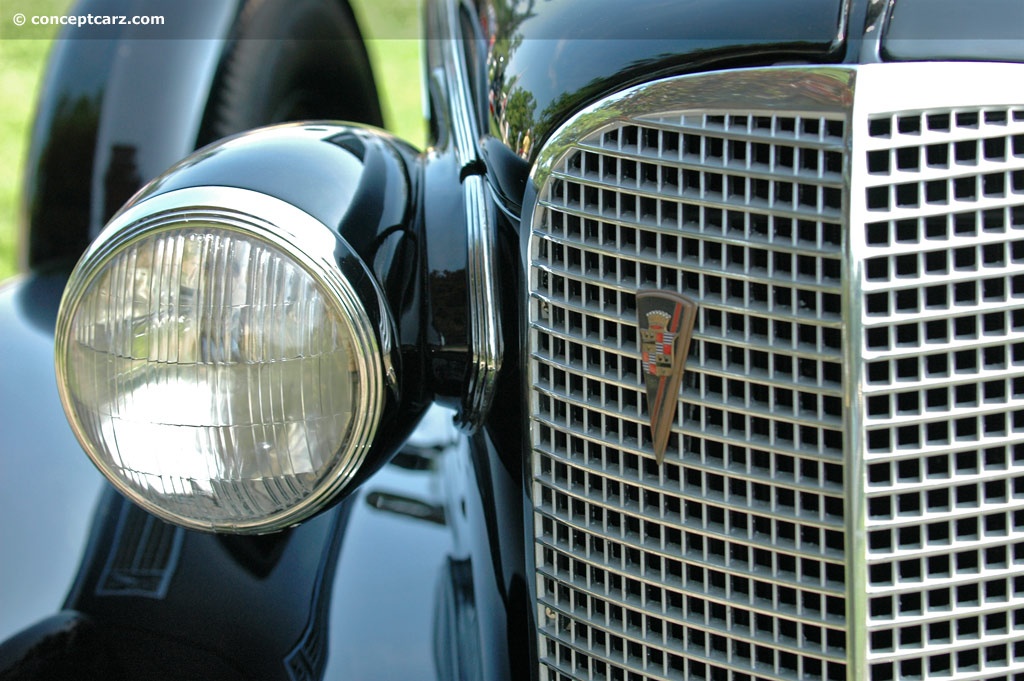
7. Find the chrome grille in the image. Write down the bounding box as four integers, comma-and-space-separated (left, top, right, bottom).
860, 104, 1024, 680
529, 68, 852, 680
527, 64, 1024, 681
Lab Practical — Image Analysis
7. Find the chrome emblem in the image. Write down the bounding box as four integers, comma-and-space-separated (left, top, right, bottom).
637, 291, 698, 464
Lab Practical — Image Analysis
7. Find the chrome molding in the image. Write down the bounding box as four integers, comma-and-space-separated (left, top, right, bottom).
462, 174, 503, 431
96, 501, 184, 599
526, 62, 1024, 680
438, 0, 481, 168
434, 0, 503, 432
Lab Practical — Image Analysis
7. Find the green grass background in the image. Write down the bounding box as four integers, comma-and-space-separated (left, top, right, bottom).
0, 0, 423, 283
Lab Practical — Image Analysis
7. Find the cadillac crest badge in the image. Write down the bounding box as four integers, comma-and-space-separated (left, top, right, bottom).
637, 291, 698, 465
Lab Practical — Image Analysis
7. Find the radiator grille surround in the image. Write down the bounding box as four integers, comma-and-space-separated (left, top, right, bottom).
525, 63, 1024, 681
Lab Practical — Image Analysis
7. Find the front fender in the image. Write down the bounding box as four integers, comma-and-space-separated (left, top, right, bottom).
23, 0, 382, 273
22, 0, 242, 271
0, 291, 477, 679
0, 272, 105, 643
0, 273, 480, 677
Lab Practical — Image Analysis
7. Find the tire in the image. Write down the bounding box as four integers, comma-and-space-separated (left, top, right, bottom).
201, 0, 384, 143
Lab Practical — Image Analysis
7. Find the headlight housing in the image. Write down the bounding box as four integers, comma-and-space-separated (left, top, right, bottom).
54, 124, 410, 533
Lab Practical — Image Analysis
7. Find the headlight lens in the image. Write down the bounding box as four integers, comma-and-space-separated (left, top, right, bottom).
56, 188, 386, 533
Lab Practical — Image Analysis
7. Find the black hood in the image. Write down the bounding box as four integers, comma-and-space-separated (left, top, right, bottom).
477, 0, 847, 211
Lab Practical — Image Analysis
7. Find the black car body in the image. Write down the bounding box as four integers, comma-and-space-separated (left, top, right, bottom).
2, 0, 1023, 679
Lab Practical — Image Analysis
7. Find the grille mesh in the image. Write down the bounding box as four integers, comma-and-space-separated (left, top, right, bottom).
861, 106, 1024, 680
528, 67, 1024, 681
530, 105, 850, 679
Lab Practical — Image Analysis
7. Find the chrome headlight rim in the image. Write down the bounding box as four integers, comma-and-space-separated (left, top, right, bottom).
56, 186, 389, 534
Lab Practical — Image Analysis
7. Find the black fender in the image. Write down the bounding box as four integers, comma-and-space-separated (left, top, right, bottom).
22, 0, 382, 273
0, 373, 470, 681
23, 0, 241, 271
3, 0, 418, 663
0, 272, 477, 680
5, 0, 384, 636
0, 272, 105, 644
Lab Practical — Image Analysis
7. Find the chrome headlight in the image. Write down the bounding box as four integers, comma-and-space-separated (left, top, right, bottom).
55, 150, 395, 533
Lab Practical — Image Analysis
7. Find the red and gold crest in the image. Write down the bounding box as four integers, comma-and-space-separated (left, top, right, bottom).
637, 291, 698, 464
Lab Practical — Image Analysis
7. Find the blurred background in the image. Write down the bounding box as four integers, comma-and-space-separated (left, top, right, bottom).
0, 0, 424, 283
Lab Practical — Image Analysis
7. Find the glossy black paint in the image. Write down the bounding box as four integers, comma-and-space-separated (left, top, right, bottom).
326, 409, 462, 680
22, 0, 242, 271
0, 272, 107, 646
62, 489, 347, 680
0, 272, 467, 679
476, 0, 848, 215
0, 611, 122, 680
422, 145, 474, 405
23, 0, 385, 272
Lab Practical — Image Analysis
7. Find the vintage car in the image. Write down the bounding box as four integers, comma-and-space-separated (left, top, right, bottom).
1, 0, 1023, 678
